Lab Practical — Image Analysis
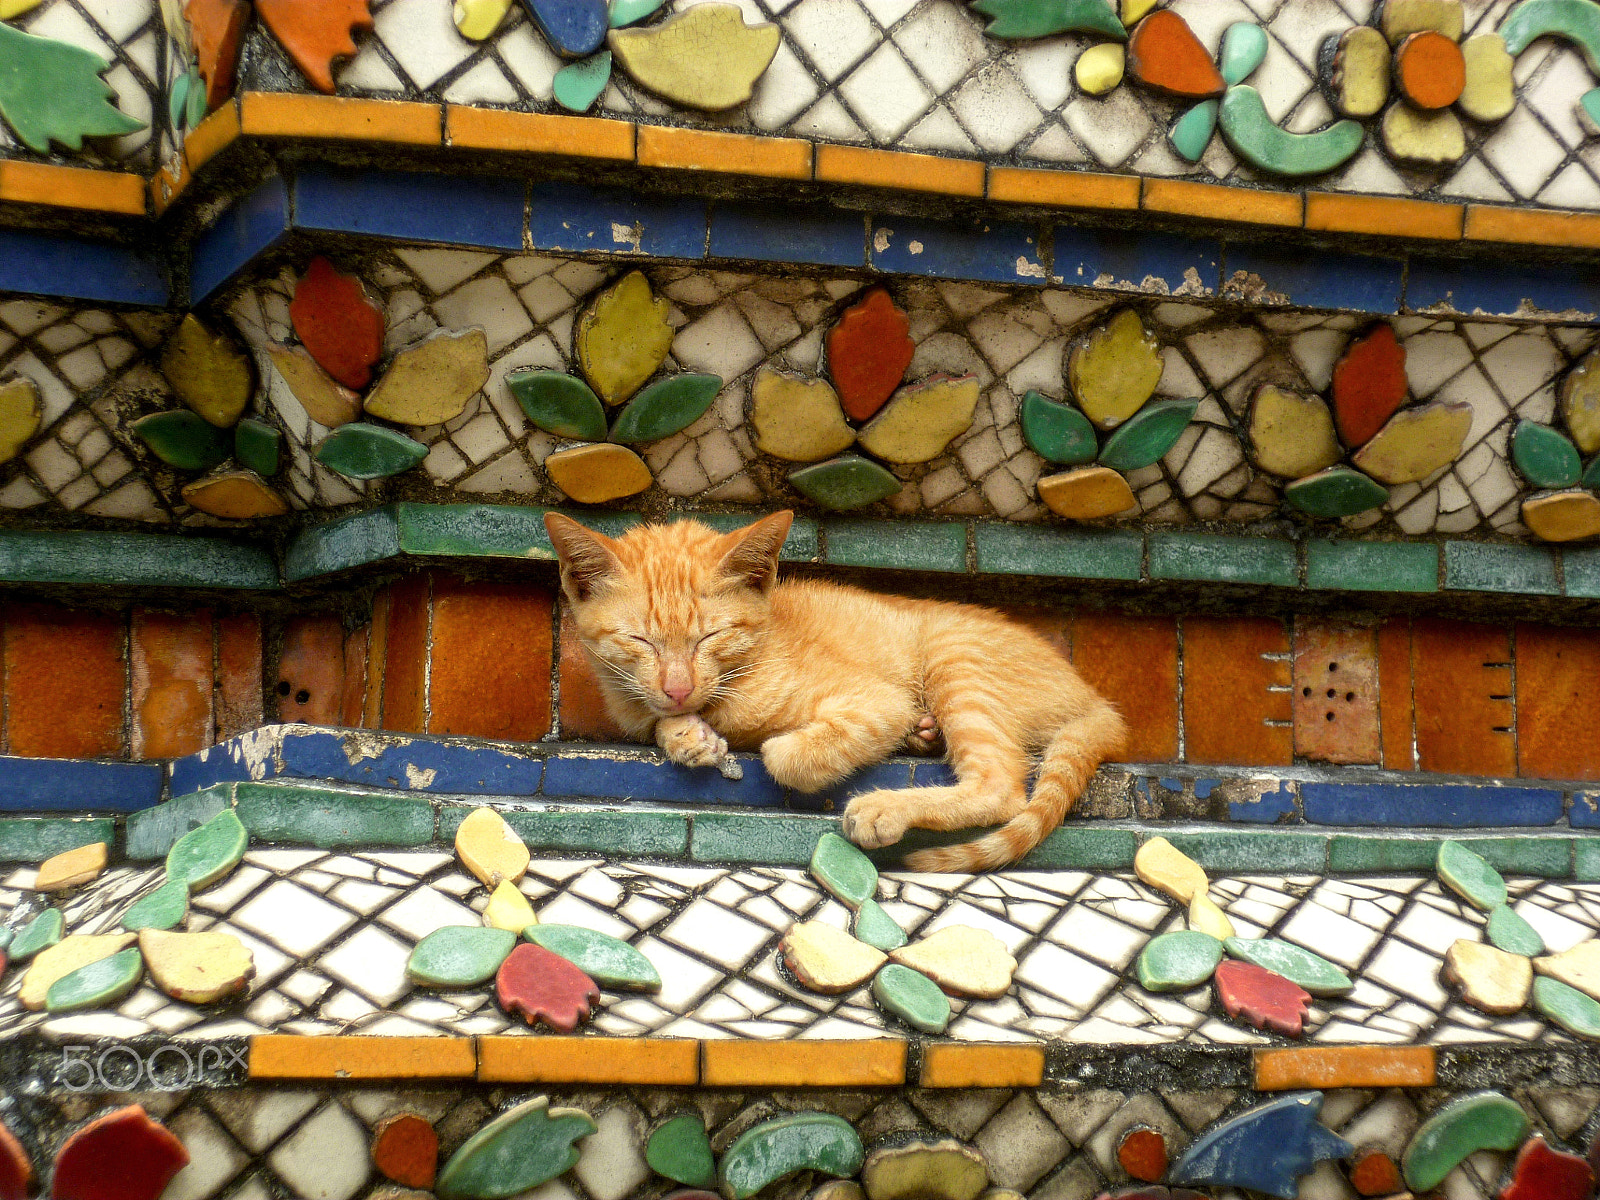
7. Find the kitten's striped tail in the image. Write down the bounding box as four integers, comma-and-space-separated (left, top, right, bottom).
904, 702, 1127, 873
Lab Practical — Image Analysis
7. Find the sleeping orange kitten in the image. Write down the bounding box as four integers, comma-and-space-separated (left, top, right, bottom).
545, 510, 1125, 871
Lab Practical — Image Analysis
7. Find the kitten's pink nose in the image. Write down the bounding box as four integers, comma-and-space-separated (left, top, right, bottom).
663, 681, 693, 704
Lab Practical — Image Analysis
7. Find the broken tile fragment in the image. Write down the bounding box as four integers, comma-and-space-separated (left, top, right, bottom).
187, 0, 250, 108
1220, 22, 1266, 84
1329, 26, 1390, 117
1215, 958, 1311, 1036
1442, 938, 1531, 1015
890, 925, 1016, 998
828, 289, 915, 422
861, 1138, 988, 1200
554, 52, 612, 112
1068, 310, 1163, 431
162, 314, 253, 429
1351, 402, 1471, 484
1438, 839, 1507, 911
1564, 349, 1600, 453
1137, 930, 1222, 992
1382, 0, 1462, 42
1536, 974, 1600, 1039
408, 926, 518, 988
315, 423, 429, 480
0, 1120, 27, 1200
507, 369, 608, 441
811, 831, 878, 907
1038, 466, 1137, 520
269, 346, 363, 429
544, 443, 653, 504
289, 256, 384, 389
972, 0, 1124, 38
483, 880, 537, 933
788, 455, 901, 510
121, 877, 189, 933
364, 328, 490, 427
181, 470, 291, 519
1248, 385, 1341, 479
255, 0, 374, 93
140, 928, 254, 1003
856, 375, 980, 464
0, 377, 40, 464
608, 4, 781, 110
1171, 1094, 1351, 1198
20, 933, 136, 1011
1127, 9, 1225, 97
781, 920, 887, 994
436, 1097, 596, 1200
373, 1112, 439, 1190
1188, 892, 1235, 941
1117, 1129, 1168, 1184
496, 942, 600, 1030
611, 374, 723, 443
872, 963, 950, 1034
36, 842, 107, 892
455, 807, 530, 887
525, 0, 608, 56
647, 1114, 715, 1189
454, 0, 513, 40
1395, 30, 1464, 109
1169, 99, 1219, 161
719, 1114, 864, 1200
10, 908, 62, 962
1333, 324, 1408, 447
1524, 492, 1600, 542
1134, 836, 1208, 904
234, 418, 282, 477
751, 367, 856, 462
1347, 1149, 1401, 1197
1402, 1092, 1529, 1192
1223, 937, 1353, 995
523, 924, 661, 991
50, 1106, 188, 1200
1501, 1134, 1594, 1200
1535, 939, 1600, 999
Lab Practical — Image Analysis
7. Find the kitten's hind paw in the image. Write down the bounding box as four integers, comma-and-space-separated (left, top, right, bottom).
902, 713, 944, 756
841, 790, 911, 849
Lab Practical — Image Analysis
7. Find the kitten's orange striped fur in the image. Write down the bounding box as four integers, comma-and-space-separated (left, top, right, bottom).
545, 510, 1125, 871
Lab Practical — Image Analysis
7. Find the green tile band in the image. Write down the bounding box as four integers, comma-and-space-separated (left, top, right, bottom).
825, 520, 967, 572
0, 530, 278, 590
0, 818, 115, 862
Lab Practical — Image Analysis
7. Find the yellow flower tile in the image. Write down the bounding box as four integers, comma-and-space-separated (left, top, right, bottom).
455, 807, 530, 888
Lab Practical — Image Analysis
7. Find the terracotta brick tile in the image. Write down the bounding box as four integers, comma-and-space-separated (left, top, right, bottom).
1305, 193, 1462, 240
637, 125, 811, 179
1182, 616, 1292, 767
1412, 618, 1514, 777
1143, 178, 1302, 227
428, 576, 553, 742
1291, 620, 1379, 765
478, 1037, 697, 1084
558, 600, 626, 741
987, 166, 1141, 210
131, 609, 213, 760
701, 1040, 905, 1086
249, 1035, 475, 1080
445, 106, 635, 160
215, 613, 263, 740
275, 615, 345, 726
1070, 612, 1178, 762
382, 575, 431, 733
920, 1042, 1044, 1087
1255, 1046, 1434, 1091
1515, 623, 1600, 781
341, 625, 369, 730
3, 604, 125, 758
1377, 618, 1414, 771
363, 588, 390, 731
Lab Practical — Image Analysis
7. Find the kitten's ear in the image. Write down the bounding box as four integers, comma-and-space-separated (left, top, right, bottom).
544, 513, 622, 602
718, 510, 793, 593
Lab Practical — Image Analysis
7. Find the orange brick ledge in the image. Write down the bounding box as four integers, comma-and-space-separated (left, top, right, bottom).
1254, 1045, 1436, 1091
249, 1034, 477, 1080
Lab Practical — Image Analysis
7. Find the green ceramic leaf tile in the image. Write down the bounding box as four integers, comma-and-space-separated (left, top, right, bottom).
1218, 84, 1363, 176
788, 455, 901, 510
1220, 21, 1267, 83
1512, 420, 1582, 487
610, 374, 722, 443
506, 370, 608, 440
121, 877, 189, 933
522, 924, 661, 991
168, 71, 191, 131
407, 926, 518, 987
0, 928, 11, 952
1401, 1092, 1530, 1192
1223, 937, 1353, 996
1487, 905, 1545, 956
166, 810, 247, 892
872, 962, 950, 1034
1170, 99, 1219, 162
645, 1114, 716, 1188
1533, 974, 1600, 1039
1438, 839, 1507, 911
233, 418, 282, 477
1097, 397, 1198, 470
610, 0, 667, 25
436, 1097, 598, 1200
1021, 390, 1097, 465
11, 908, 63, 961
968, 0, 1126, 40
554, 51, 612, 112
45, 947, 143, 1014
1499, 0, 1600, 72
0, 22, 146, 153
131, 411, 231, 471
811, 832, 878, 908
853, 898, 907, 951
1584, 454, 1600, 488
314, 423, 429, 480
1285, 466, 1389, 518
1582, 87, 1600, 133
1137, 930, 1223, 992
185, 68, 206, 127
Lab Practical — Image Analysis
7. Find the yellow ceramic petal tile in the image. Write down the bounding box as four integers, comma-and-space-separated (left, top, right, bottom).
1037, 466, 1136, 520
455, 807, 530, 888
181, 471, 290, 519
0, 0, 45, 16
1134, 836, 1208, 904
1523, 491, 1600, 542
543, 443, 653, 504
780, 920, 886, 993
162, 314, 253, 428
483, 879, 537, 932
36, 842, 107, 892
1535, 939, 1600, 999
1350, 401, 1472, 484
1075, 43, 1125, 95
0, 377, 40, 464
750, 368, 855, 462
1443, 938, 1531, 1015
608, 4, 780, 110
856, 377, 980, 464
268, 346, 362, 428
454, 0, 513, 40
576, 272, 673, 405
1459, 34, 1513, 122
21, 934, 136, 1011
1380, 0, 1462, 43
1068, 309, 1163, 431
1121, 0, 1158, 23
140, 929, 255, 1004
888, 926, 1016, 999
364, 328, 490, 426
1188, 892, 1236, 941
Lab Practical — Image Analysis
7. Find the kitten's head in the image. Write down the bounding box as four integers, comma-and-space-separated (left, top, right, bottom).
544, 511, 794, 718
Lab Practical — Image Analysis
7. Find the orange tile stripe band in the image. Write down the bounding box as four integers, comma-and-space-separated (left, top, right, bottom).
1254, 1045, 1437, 1091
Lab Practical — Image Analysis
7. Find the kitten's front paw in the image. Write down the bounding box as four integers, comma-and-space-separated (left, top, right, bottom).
841, 790, 911, 849
657, 714, 727, 769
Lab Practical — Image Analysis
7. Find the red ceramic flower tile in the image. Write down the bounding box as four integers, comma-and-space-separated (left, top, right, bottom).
288, 256, 385, 391
186, 0, 250, 109
1215, 959, 1311, 1037
826, 288, 914, 422
50, 1105, 188, 1200
372, 1112, 438, 1190
496, 943, 600, 1032
0, 1120, 28, 1200
254, 0, 375, 94
1346, 1148, 1402, 1197
1502, 1135, 1593, 1200
1117, 1128, 1168, 1184
1127, 11, 1225, 99
1331, 324, 1407, 448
